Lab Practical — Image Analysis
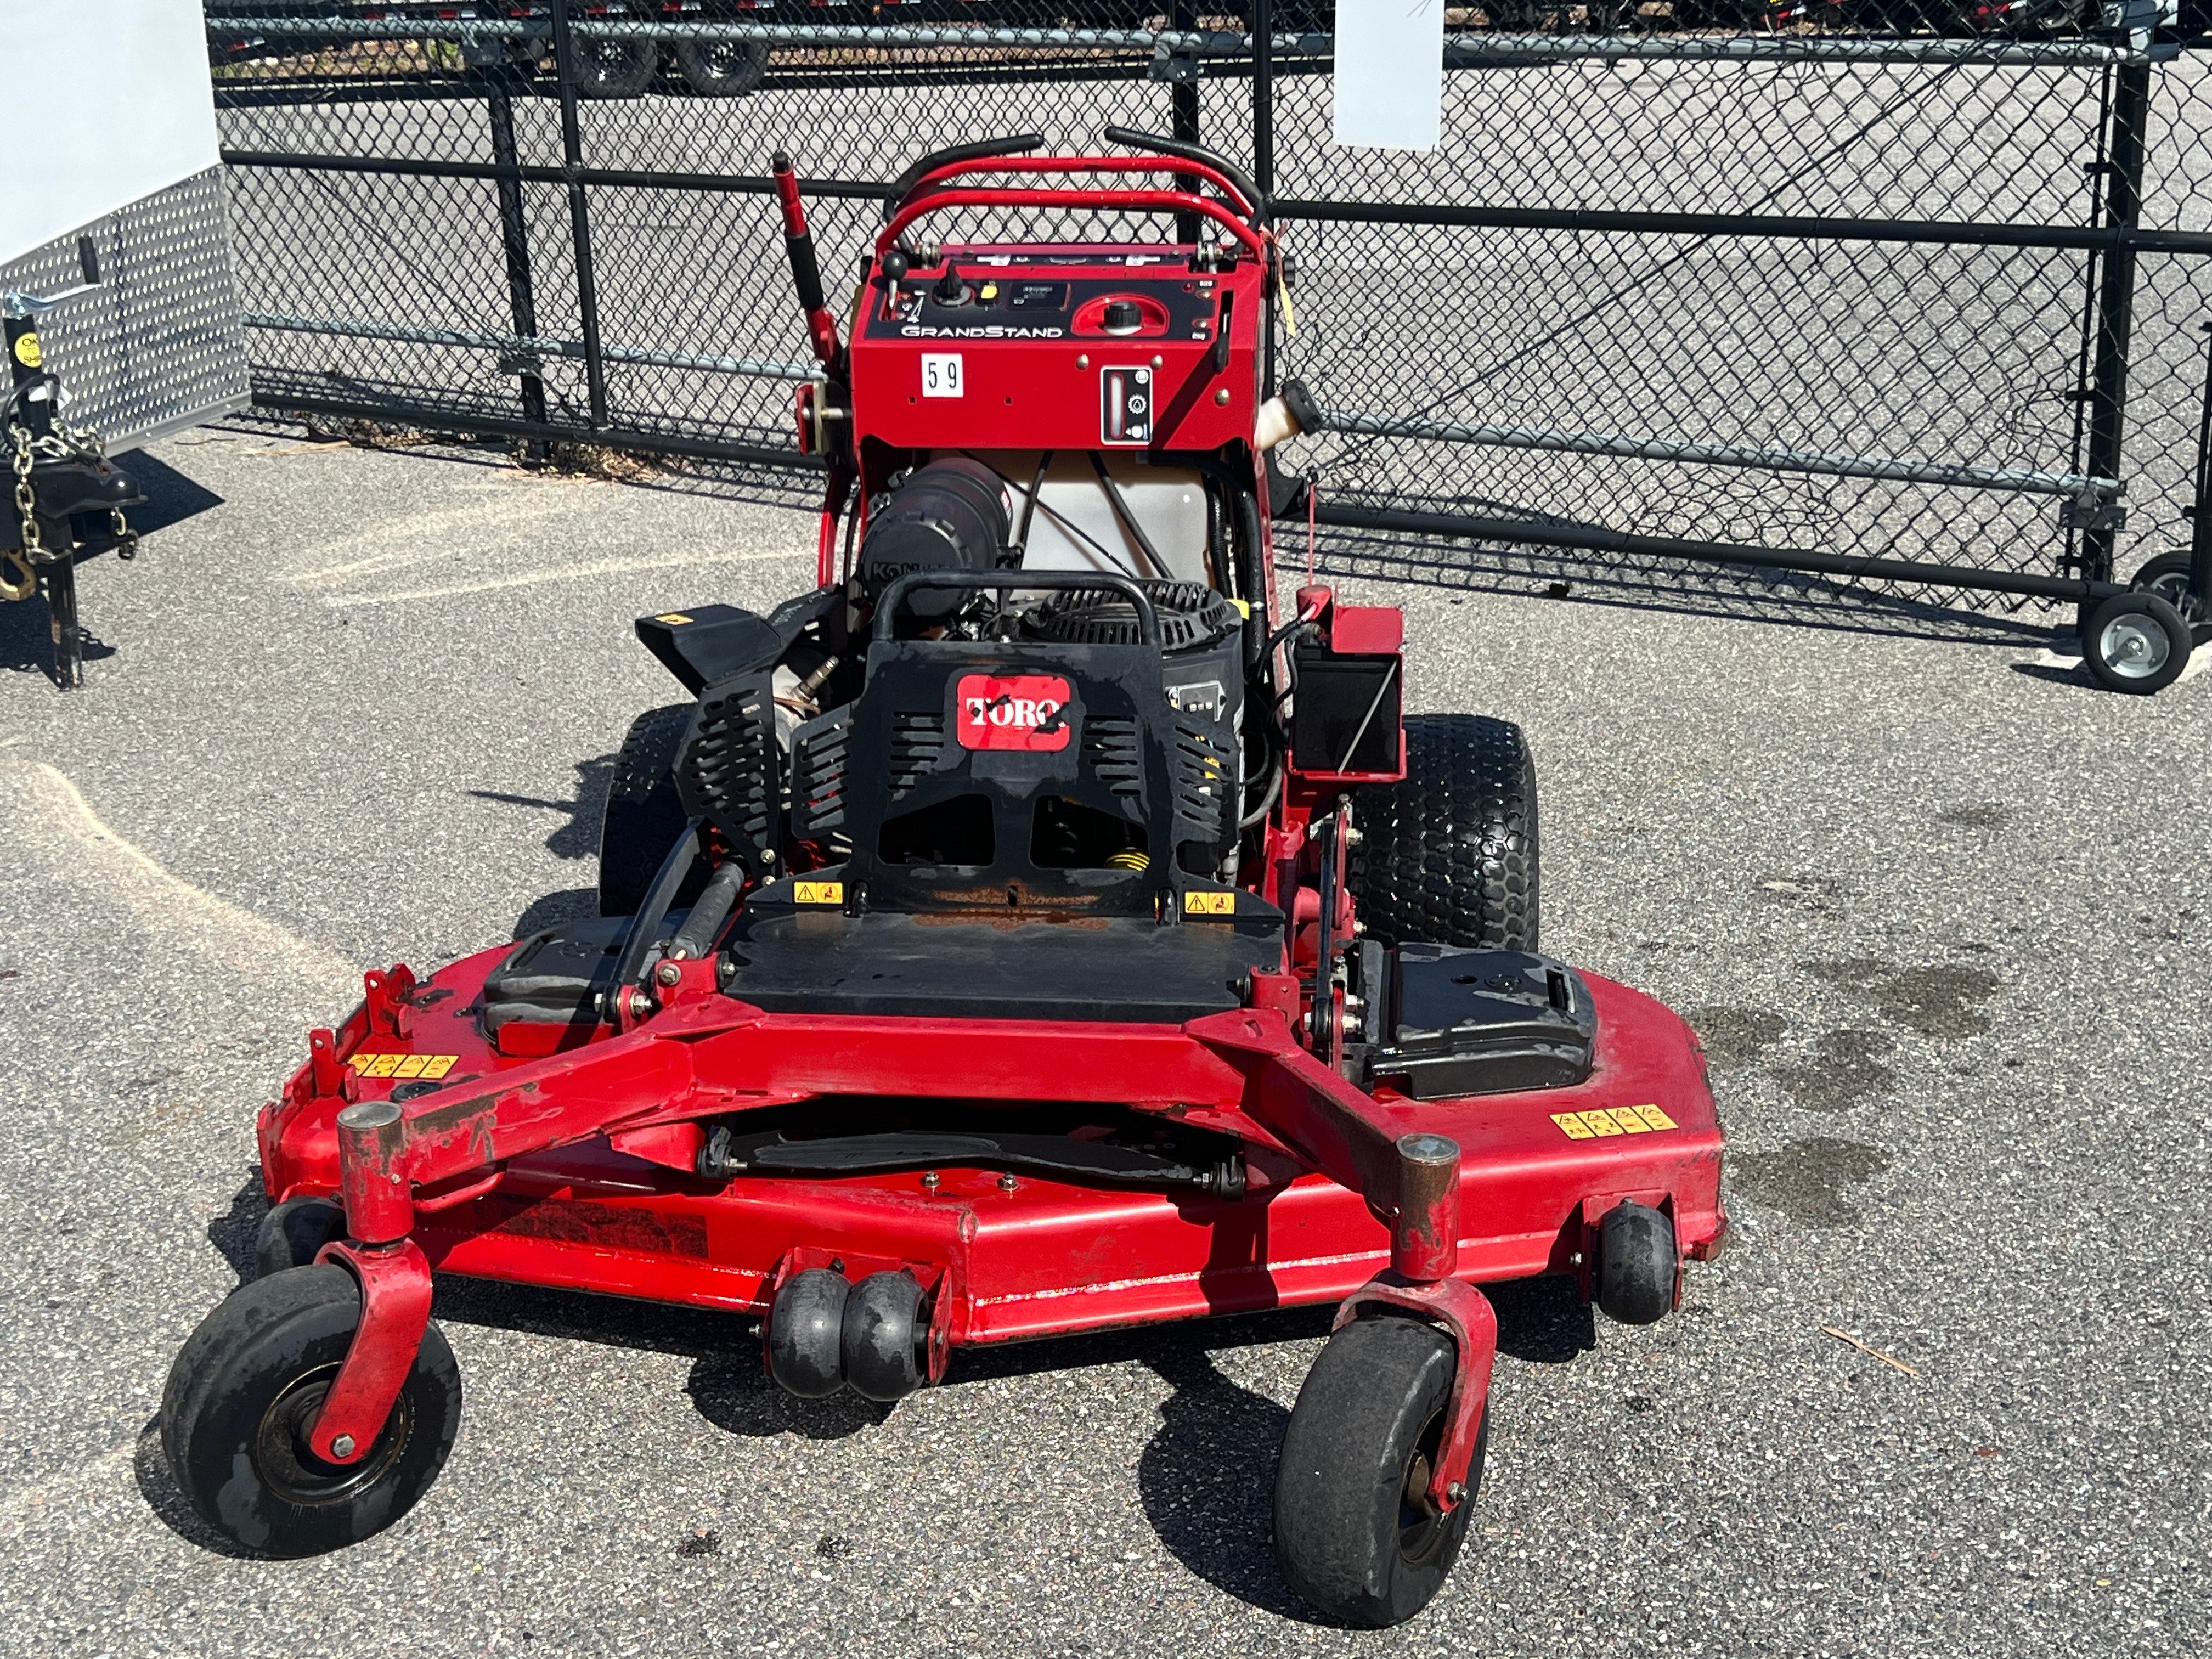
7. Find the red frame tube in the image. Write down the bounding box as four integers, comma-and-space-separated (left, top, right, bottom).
879, 188, 1267, 262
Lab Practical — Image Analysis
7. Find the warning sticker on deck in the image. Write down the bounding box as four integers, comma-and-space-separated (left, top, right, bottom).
1552, 1104, 1677, 1140
348, 1053, 459, 1080
1184, 890, 1235, 916
793, 879, 844, 905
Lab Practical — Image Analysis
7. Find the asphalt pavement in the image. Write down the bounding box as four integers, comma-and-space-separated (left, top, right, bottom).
0, 427, 2206, 1657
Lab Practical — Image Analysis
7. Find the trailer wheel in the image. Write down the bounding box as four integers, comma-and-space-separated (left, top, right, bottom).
574, 37, 658, 99
768, 1268, 849, 1398
2083, 591, 2191, 695
843, 1271, 929, 1401
599, 703, 696, 916
1596, 1201, 1678, 1327
1273, 1316, 1483, 1628
675, 38, 768, 96
1347, 713, 1538, 951
2130, 551, 2208, 631
253, 1195, 347, 1279
159, 1266, 460, 1558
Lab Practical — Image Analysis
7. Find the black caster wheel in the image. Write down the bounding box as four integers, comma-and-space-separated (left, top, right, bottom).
842, 1271, 929, 1402
1597, 1200, 1678, 1326
159, 1265, 460, 1557
253, 1195, 347, 1279
2083, 591, 2192, 695
675, 38, 767, 96
1273, 1316, 1483, 1628
768, 1268, 848, 1397
2130, 551, 2210, 635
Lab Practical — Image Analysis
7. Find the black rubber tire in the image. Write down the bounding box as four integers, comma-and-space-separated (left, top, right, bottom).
1348, 713, 1538, 951
1597, 1201, 1678, 1327
2131, 550, 2208, 629
574, 37, 658, 99
253, 1195, 347, 1279
597, 703, 696, 916
1273, 1315, 1482, 1628
842, 1271, 929, 1402
159, 1265, 461, 1557
675, 37, 767, 95
768, 1268, 849, 1398
2083, 591, 2192, 695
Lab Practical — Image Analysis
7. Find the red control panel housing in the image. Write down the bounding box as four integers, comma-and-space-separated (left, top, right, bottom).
848, 241, 1267, 456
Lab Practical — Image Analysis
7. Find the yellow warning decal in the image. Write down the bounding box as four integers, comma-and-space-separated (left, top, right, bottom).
349, 1053, 459, 1080
793, 879, 844, 905
1551, 1104, 1677, 1140
654, 612, 693, 625
1184, 889, 1236, 916
13, 332, 42, 369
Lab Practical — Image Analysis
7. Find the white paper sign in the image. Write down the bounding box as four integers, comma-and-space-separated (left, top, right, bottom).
921, 353, 964, 397
1, 1, 223, 264
1333, 0, 1445, 154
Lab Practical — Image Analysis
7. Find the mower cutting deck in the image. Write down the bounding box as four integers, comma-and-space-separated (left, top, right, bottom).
160, 129, 1726, 1626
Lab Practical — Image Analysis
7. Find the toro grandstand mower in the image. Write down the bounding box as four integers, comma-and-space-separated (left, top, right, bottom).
160, 129, 1725, 1625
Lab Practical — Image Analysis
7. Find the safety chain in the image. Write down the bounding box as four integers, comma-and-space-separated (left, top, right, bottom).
3, 393, 137, 603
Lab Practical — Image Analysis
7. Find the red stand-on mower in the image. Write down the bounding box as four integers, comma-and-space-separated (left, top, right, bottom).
160, 130, 1725, 1626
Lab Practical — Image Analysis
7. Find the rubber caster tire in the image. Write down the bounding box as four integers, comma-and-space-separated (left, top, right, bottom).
574, 37, 657, 99
675, 38, 766, 95
1273, 1316, 1483, 1628
768, 1268, 848, 1398
159, 1265, 460, 1558
1598, 1200, 1678, 1327
2130, 551, 2209, 633
1348, 713, 1538, 951
2083, 591, 2191, 695
253, 1195, 347, 1279
843, 1271, 929, 1402
598, 703, 703, 916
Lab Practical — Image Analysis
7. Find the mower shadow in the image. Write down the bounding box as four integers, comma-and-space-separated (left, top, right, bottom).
467, 748, 619, 866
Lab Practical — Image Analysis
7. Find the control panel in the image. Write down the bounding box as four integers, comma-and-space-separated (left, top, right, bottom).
847, 242, 1265, 455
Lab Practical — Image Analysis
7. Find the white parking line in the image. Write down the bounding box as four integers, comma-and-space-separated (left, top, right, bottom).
4, 761, 360, 998
319, 546, 797, 607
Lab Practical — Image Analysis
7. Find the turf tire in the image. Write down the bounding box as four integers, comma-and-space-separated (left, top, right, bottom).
598, 703, 697, 916
1347, 713, 1538, 950
160, 1265, 461, 1558
1273, 1314, 1483, 1627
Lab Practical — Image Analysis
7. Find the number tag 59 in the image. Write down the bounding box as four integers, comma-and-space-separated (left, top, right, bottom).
921, 353, 963, 398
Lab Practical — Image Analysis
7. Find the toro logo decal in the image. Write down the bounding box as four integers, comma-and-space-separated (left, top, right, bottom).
956, 674, 1073, 752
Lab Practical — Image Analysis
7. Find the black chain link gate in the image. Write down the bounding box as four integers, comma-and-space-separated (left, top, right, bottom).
204, 4, 2212, 616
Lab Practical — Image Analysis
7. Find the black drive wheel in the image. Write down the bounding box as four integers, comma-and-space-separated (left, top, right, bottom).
574, 37, 658, 99
2083, 591, 2192, 695
598, 703, 698, 916
253, 1195, 347, 1279
842, 1270, 929, 1402
159, 1265, 461, 1557
1273, 1315, 1484, 1628
768, 1268, 849, 1398
1597, 1200, 1678, 1326
675, 37, 767, 95
1348, 713, 1538, 951
2131, 550, 2209, 634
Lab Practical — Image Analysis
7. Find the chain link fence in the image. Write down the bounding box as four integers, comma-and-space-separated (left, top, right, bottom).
203, 4, 2212, 614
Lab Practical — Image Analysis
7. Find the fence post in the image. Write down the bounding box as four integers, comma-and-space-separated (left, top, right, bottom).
1252, 0, 1274, 396
2079, 54, 2153, 595
485, 76, 549, 439
549, 4, 612, 430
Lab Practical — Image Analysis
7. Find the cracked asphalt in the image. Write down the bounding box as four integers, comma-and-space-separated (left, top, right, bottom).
0, 427, 2206, 1657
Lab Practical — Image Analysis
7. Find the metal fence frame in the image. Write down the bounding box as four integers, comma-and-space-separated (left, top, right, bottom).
204, 7, 2212, 617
